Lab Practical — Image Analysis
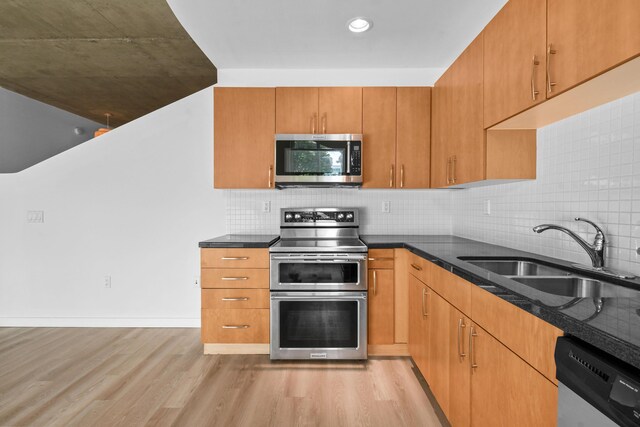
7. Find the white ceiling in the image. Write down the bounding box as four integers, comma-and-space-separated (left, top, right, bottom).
167, 0, 507, 70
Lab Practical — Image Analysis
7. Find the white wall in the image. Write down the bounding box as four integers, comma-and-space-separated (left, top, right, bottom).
452, 91, 640, 276
0, 87, 224, 327
0, 88, 101, 173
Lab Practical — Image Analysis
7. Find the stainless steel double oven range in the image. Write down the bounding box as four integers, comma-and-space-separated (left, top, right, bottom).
269, 208, 368, 360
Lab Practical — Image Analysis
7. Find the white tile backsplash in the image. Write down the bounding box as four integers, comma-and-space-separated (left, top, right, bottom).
225, 189, 453, 235
225, 91, 640, 276
452, 91, 640, 276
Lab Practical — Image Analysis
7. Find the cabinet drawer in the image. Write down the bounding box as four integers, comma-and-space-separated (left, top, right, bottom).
201, 248, 269, 269
201, 268, 269, 289
202, 289, 270, 309
407, 252, 431, 284
471, 285, 563, 384
201, 309, 269, 343
431, 265, 471, 316
368, 249, 395, 269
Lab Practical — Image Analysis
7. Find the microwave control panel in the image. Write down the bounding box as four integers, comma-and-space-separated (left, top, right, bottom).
350, 143, 361, 175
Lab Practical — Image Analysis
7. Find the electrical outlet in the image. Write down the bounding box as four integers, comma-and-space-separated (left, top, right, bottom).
484, 200, 491, 215
382, 201, 391, 213
27, 210, 44, 223
104, 275, 111, 288
193, 276, 200, 287
261, 201, 271, 213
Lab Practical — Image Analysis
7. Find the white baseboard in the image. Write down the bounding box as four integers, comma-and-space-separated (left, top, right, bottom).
0, 317, 200, 328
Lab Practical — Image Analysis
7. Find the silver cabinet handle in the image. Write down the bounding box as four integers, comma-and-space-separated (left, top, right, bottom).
222, 325, 249, 329
389, 164, 394, 187
221, 257, 249, 260
221, 277, 249, 281
457, 318, 467, 358
421, 288, 428, 317
311, 113, 317, 133
321, 114, 327, 133
221, 297, 249, 301
268, 165, 273, 188
373, 270, 377, 295
368, 257, 394, 261
470, 325, 478, 370
411, 263, 422, 271
451, 156, 457, 184
400, 165, 405, 188
531, 55, 540, 101
547, 44, 557, 93
446, 157, 452, 184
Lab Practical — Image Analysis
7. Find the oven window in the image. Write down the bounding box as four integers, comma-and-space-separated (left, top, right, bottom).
278, 262, 358, 284
279, 300, 358, 348
276, 140, 347, 176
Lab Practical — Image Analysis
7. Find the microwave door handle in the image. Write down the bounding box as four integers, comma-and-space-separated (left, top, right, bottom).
346, 140, 351, 174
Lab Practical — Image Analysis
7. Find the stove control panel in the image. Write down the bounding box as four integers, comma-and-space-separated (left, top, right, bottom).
282, 209, 358, 225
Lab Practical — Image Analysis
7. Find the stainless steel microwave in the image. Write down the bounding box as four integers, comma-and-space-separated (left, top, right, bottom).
274, 134, 362, 188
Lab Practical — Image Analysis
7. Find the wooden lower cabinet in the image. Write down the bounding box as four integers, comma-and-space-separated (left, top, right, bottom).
470, 323, 557, 427
406, 256, 559, 427
368, 268, 395, 345
409, 275, 430, 380
201, 309, 269, 344
448, 309, 471, 427
427, 289, 451, 416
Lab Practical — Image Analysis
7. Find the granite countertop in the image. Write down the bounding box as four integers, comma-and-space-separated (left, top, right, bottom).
199, 234, 280, 248
361, 235, 640, 370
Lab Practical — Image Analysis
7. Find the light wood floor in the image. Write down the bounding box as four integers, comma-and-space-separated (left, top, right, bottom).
0, 328, 444, 427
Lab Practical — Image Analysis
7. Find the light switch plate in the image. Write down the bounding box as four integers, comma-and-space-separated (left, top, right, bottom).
484, 200, 491, 215
382, 201, 391, 213
261, 201, 271, 213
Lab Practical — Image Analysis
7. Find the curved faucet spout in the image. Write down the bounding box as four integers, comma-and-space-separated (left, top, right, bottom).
532, 222, 605, 268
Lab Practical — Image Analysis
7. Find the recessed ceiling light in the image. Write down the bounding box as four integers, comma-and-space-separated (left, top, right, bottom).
347, 17, 372, 33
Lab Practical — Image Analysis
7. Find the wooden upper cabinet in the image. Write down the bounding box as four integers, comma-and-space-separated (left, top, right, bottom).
368, 268, 395, 345
483, 0, 547, 128
318, 87, 362, 134
213, 88, 275, 189
275, 87, 319, 133
431, 72, 453, 189
362, 87, 397, 188
547, 0, 640, 98
396, 87, 431, 188
453, 35, 485, 186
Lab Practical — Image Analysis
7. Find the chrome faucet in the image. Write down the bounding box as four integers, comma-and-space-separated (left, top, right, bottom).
532, 218, 606, 269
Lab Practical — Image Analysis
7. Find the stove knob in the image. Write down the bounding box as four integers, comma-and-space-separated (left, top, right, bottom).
294, 214, 301, 220
285, 213, 293, 220
346, 213, 354, 220
337, 213, 345, 220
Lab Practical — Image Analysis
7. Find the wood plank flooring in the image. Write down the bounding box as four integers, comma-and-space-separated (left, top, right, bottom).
0, 328, 444, 427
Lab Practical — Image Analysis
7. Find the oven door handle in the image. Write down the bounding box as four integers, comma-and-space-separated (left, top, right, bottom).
271, 255, 367, 261
271, 293, 367, 301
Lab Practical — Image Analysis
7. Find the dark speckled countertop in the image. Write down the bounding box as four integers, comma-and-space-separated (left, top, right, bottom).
199, 234, 279, 248
361, 235, 640, 370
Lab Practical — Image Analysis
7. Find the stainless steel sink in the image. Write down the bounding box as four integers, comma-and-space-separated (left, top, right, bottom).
509, 276, 640, 299
462, 259, 570, 276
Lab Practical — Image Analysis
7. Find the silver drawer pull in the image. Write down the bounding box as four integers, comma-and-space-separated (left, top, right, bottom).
221, 297, 249, 301
222, 325, 250, 329
368, 257, 394, 261
411, 263, 422, 271
221, 257, 249, 260
221, 277, 249, 281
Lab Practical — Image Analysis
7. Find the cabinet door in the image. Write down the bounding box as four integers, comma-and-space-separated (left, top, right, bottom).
470, 323, 557, 427
452, 35, 485, 186
449, 309, 471, 427
396, 87, 431, 188
318, 87, 362, 134
483, 0, 547, 128
275, 87, 319, 133
214, 88, 275, 189
408, 275, 430, 381
427, 289, 451, 416
431, 71, 454, 188
547, 0, 640, 97
362, 87, 397, 188
368, 269, 395, 345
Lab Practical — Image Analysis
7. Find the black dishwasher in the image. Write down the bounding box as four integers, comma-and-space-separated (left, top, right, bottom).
555, 336, 640, 426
